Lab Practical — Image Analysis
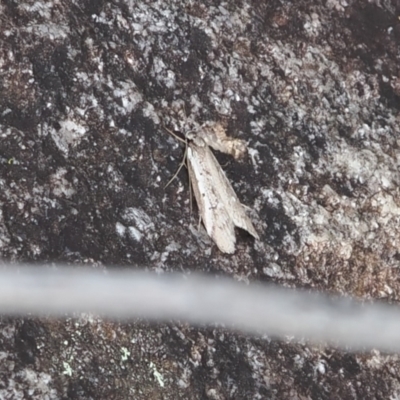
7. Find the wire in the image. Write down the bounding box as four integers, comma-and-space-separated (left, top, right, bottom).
0, 265, 398, 352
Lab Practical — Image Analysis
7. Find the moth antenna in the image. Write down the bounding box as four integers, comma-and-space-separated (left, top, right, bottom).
163, 124, 186, 144
164, 143, 188, 188
164, 125, 189, 188
163, 124, 194, 217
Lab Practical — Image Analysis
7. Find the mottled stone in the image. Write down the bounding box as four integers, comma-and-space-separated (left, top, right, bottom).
1, 0, 400, 398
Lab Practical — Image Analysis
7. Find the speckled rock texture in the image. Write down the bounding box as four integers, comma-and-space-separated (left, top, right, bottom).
1, 0, 400, 398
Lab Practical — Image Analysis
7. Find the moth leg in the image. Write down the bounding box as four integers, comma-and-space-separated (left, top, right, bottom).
187, 158, 201, 226
188, 168, 193, 215
197, 213, 202, 230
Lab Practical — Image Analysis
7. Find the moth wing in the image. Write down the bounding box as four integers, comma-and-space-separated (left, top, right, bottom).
209, 150, 260, 240
187, 143, 237, 254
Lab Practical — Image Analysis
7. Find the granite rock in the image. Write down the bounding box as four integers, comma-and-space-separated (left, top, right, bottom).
1, 0, 400, 398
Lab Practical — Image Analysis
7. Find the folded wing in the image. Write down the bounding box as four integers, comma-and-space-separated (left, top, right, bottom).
187, 140, 258, 254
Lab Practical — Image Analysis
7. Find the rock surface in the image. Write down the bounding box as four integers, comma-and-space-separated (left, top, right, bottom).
1, 0, 400, 398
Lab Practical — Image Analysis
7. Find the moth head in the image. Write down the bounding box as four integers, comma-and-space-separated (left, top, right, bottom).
186, 131, 207, 147
185, 131, 196, 141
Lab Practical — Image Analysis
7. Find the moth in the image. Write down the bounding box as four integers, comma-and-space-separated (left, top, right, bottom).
166, 122, 259, 254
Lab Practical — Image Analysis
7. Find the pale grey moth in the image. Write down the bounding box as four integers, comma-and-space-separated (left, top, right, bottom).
185, 123, 259, 254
